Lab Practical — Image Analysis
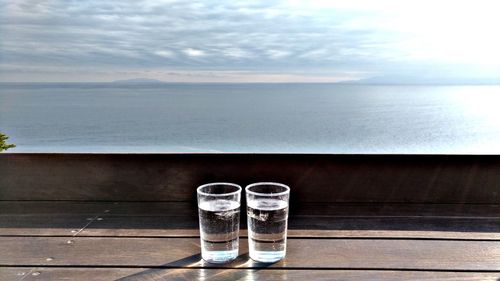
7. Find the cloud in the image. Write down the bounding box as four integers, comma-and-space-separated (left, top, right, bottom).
183, 48, 206, 57
1, 0, 499, 82
222, 48, 253, 59
267, 50, 291, 59
154, 50, 176, 58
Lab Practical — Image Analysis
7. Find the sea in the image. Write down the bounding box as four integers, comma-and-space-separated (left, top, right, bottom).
1, 83, 499, 154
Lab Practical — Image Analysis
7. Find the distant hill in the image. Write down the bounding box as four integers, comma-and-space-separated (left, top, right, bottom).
111, 78, 165, 84
344, 75, 500, 85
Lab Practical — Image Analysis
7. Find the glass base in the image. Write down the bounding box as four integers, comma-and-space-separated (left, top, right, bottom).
249, 250, 285, 263
202, 249, 238, 264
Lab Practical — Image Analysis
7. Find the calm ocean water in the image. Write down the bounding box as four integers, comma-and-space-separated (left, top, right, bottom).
1, 83, 499, 154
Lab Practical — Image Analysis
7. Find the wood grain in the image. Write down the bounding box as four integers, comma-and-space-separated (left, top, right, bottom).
2, 268, 500, 281
3, 202, 500, 239
4, 214, 499, 239
4, 215, 498, 239
2, 237, 500, 270
80, 215, 500, 239
4, 201, 500, 217
2, 154, 500, 203
0, 215, 98, 236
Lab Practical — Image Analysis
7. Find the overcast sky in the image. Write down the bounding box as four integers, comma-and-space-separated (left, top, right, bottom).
1, 0, 500, 82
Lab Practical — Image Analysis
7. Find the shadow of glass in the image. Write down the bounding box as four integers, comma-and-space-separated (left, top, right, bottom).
116, 252, 277, 281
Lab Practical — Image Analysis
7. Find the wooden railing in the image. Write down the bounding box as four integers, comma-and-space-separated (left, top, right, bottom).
1, 153, 499, 203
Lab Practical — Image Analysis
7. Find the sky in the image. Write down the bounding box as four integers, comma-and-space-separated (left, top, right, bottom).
1, 0, 500, 83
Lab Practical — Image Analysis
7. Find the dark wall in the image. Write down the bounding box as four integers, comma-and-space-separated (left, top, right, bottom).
1, 154, 499, 203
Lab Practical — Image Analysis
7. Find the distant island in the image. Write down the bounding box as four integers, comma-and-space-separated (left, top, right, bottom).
111, 78, 165, 84
1, 76, 499, 85
343, 75, 500, 85
110, 77, 500, 85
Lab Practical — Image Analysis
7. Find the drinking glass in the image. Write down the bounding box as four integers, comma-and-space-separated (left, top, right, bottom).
197, 182, 241, 263
246, 182, 290, 263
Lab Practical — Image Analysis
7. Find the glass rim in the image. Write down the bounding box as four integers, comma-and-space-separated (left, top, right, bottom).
197, 182, 242, 197
245, 182, 290, 196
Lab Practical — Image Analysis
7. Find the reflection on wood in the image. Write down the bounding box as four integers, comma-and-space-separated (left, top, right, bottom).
2, 237, 500, 270
2, 268, 500, 281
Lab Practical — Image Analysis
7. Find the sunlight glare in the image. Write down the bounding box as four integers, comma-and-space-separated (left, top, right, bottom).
287, 0, 500, 66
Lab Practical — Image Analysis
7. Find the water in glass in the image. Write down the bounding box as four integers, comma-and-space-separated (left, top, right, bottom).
247, 198, 289, 262
199, 199, 240, 263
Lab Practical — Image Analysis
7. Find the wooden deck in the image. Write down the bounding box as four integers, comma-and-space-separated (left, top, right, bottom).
1, 154, 500, 280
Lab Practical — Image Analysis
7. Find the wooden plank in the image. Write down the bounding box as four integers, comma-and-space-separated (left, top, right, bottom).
0, 215, 96, 236
0, 202, 107, 236
2, 202, 500, 238
5, 214, 500, 239
79, 202, 500, 239
2, 268, 500, 281
0, 201, 116, 215
0, 201, 195, 237
293, 203, 500, 218
285, 229, 500, 240
288, 216, 500, 233
80, 215, 500, 240
2, 154, 500, 203
0, 201, 195, 216
4, 201, 500, 217
2, 237, 500, 270
0, 267, 30, 281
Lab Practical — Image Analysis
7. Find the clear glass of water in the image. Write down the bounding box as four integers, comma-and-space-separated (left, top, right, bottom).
197, 182, 241, 263
246, 182, 290, 263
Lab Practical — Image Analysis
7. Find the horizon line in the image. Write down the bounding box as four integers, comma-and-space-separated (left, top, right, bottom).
1, 81, 500, 86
